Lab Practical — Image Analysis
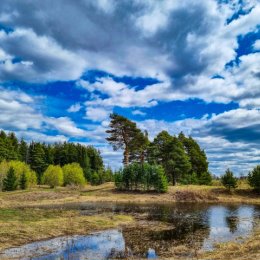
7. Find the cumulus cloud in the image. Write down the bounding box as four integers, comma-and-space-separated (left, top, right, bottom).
85, 106, 111, 122
0, 28, 86, 82
0, 88, 87, 137
0, 0, 259, 174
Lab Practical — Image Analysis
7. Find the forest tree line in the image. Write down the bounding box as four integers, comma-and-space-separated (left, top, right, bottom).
0, 130, 113, 190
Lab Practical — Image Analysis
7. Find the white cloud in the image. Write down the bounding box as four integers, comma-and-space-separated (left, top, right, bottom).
132, 110, 146, 116
67, 103, 82, 113
0, 88, 87, 137
85, 107, 111, 122
253, 39, 260, 50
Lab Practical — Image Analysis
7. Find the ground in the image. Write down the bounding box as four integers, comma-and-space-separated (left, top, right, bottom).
0, 182, 259, 259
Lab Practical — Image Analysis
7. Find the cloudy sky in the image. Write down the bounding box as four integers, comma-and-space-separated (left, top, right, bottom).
0, 0, 259, 176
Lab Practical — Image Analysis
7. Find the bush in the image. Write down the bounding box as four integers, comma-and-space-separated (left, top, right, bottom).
248, 165, 260, 192
0, 160, 8, 191
221, 169, 237, 191
0, 160, 37, 191
90, 172, 100, 185
62, 163, 85, 186
115, 163, 168, 193
42, 165, 63, 188
9, 161, 37, 188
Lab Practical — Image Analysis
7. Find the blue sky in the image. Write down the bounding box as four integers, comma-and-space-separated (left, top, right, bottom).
0, 0, 259, 175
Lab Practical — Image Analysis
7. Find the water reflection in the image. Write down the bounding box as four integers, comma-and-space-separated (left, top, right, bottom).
1, 203, 259, 259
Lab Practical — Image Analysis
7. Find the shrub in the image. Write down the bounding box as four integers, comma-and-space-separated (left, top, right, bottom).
9, 161, 37, 188
42, 165, 63, 188
62, 163, 85, 186
154, 165, 168, 193
248, 165, 260, 192
90, 172, 100, 185
0, 160, 8, 191
3, 167, 17, 191
0, 160, 37, 190
221, 169, 237, 191
115, 163, 168, 193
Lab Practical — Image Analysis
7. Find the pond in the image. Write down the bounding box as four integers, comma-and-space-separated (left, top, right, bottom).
1, 202, 259, 259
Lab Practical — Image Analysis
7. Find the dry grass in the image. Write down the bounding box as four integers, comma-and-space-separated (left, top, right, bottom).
199, 226, 260, 260
0, 208, 133, 251
0, 182, 259, 209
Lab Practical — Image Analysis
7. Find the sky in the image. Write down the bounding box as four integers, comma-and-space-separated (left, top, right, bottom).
0, 0, 259, 176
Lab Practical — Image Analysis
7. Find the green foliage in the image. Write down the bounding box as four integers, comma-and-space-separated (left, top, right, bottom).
248, 165, 260, 192
3, 167, 17, 191
115, 163, 168, 193
106, 113, 143, 165
43, 165, 63, 188
154, 165, 168, 193
28, 142, 47, 184
90, 172, 100, 186
179, 172, 199, 185
0, 160, 8, 191
0, 160, 37, 190
152, 132, 191, 185
198, 172, 212, 185
62, 163, 85, 186
178, 132, 208, 177
8, 161, 37, 188
20, 172, 27, 190
221, 169, 237, 191
0, 130, 106, 186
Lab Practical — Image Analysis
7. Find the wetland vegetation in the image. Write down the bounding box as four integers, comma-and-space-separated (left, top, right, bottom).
0, 114, 259, 259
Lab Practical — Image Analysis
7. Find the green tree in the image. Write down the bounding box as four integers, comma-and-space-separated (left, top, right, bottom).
114, 163, 168, 193
106, 113, 141, 165
3, 167, 17, 191
198, 172, 212, 185
43, 165, 63, 188
62, 163, 85, 186
178, 133, 208, 177
28, 142, 47, 184
129, 130, 150, 164
248, 165, 260, 192
153, 132, 191, 185
20, 172, 27, 190
90, 172, 100, 185
19, 139, 28, 163
221, 169, 237, 191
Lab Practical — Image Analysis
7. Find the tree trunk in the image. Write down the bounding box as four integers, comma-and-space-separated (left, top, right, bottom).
123, 147, 129, 166
172, 173, 176, 186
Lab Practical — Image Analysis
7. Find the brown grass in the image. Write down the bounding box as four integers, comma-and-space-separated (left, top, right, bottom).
0, 182, 259, 209
0, 208, 133, 251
